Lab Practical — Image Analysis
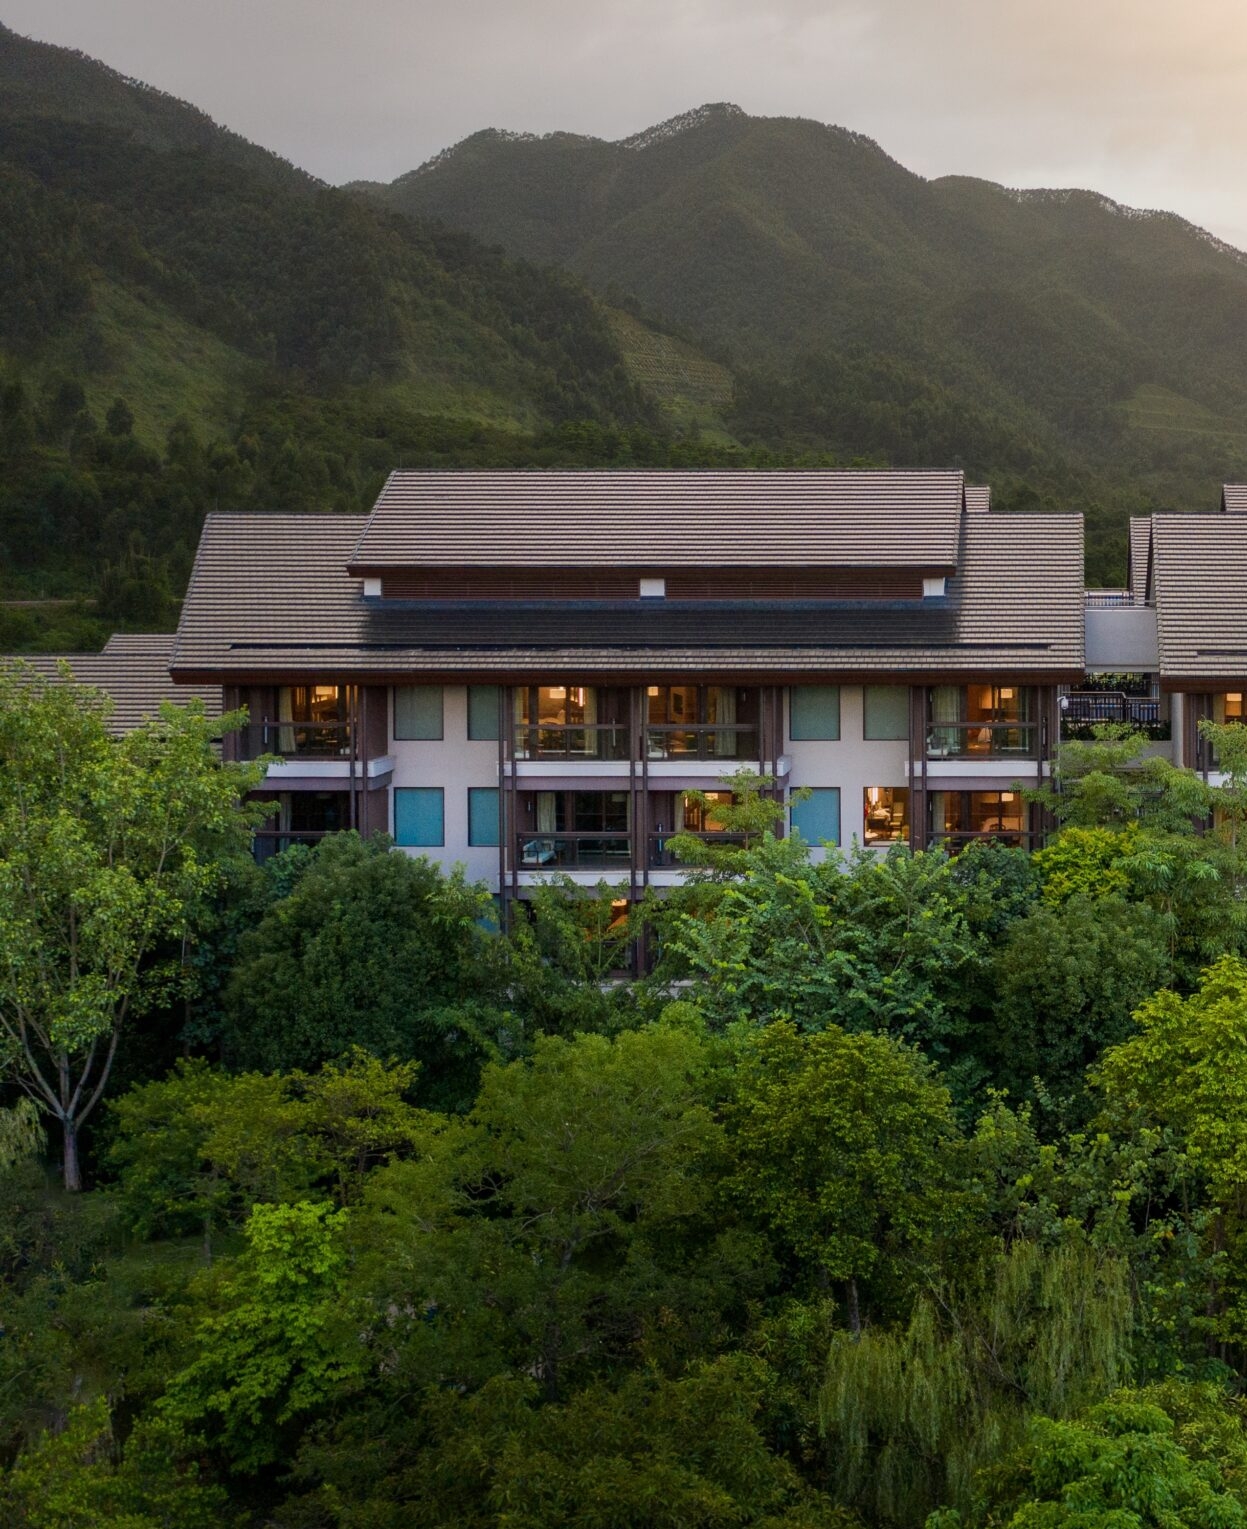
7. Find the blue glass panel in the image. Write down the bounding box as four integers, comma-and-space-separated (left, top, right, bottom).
791, 787, 841, 846
468, 685, 501, 740
468, 787, 501, 847
394, 686, 443, 740
394, 787, 444, 846
790, 686, 841, 740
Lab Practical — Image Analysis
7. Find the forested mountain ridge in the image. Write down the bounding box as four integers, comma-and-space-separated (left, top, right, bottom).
0, 23, 696, 639
370, 102, 1247, 526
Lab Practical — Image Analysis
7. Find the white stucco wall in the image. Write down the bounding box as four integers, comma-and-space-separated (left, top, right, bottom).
387, 686, 502, 888
785, 686, 909, 861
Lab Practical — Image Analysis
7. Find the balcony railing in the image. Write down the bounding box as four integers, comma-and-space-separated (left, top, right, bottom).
252, 829, 334, 862
516, 833, 632, 872
647, 831, 750, 867
1061, 692, 1159, 725
244, 720, 352, 760
646, 725, 759, 761
926, 722, 1037, 759
512, 723, 631, 761
929, 830, 1037, 851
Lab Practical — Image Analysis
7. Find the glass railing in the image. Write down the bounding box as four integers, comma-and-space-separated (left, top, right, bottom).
251, 829, 334, 862
929, 830, 1037, 851
244, 721, 352, 760
515, 833, 632, 871
646, 725, 759, 761
647, 831, 750, 868
512, 723, 631, 761
925, 723, 1036, 758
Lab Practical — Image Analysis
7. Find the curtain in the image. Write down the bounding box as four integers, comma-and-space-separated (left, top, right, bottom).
583, 687, 598, 757
536, 793, 557, 834
714, 687, 737, 757
930, 686, 960, 756
277, 687, 296, 755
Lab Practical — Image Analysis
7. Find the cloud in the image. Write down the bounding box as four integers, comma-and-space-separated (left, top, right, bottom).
4, 0, 1247, 246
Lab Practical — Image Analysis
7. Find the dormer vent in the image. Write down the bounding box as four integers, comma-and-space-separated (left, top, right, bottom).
639, 577, 666, 599
922, 577, 947, 599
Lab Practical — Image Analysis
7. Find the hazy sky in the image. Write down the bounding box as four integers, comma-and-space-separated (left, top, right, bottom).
6, 0, 1247, 248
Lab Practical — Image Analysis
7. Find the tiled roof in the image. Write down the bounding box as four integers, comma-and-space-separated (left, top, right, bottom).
101, 632, 182, 655
4, 638, 223, 735
964, 485, 992, 513
172, 507, 1084, 680
1129, 517, 1152, 604
1222, 485, 1247, 513
347, 470, 968, 572
1152, 513, 1247, 680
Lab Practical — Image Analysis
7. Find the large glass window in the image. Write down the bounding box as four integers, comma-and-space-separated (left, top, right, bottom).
518, 791, 631, 870
269, 685, 350, 758
789, 686, 841, 741
930, 790, 1027, 844
394, 685, 443, 741
646, 685, 760, 759
468, 787, 500, 847
513, 685, 629, 759
468, 685, 501, 740
1213, 693, 1246, 723
863, 787, 909, 844
791, 787, 841, 847
928, 685, 1036, 757
394, 787, 444, 847
864, 686, 910, 740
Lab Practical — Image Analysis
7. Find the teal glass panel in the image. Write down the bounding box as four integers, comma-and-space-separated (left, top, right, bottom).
863, 685, 909, 740
790, 686, 841, 740
394, 686, 443, 740
394, 787, 444, 846
791, 787, 841, 846
468, 787, 501, 847
468, 685, 501, 740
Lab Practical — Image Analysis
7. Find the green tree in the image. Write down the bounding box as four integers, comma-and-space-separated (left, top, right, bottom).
724, 1021, 969, 1327
0, 664, 263, 1188
820, 1242, 1132, 1527
991, 895, 1173, 1103
1092, 956, 1247, 1350
221, 833, 495, 1106
934, 1385, 1247, 1529
161, 1200, 359, 1472
0, 1397, 231, 1528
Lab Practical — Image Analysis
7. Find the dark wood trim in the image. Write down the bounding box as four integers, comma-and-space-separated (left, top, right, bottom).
174, 666, 1088, 688
909, 686, 928, 852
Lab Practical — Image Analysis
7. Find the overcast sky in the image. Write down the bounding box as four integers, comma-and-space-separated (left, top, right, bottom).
6, 0, 1247, 248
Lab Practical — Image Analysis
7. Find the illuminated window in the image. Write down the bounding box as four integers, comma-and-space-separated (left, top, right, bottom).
864, 787, 909, 844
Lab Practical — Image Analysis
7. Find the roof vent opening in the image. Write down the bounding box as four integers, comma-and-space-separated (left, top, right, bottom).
363, 577, 382, 598
639, 577, 666, 599
922, 576, 947, 599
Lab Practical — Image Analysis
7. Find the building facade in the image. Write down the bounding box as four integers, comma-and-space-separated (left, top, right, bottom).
159, 469, 1084, 906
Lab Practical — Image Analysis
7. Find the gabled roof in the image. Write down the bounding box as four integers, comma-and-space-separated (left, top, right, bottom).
4, 638, 222, 735
964, 485, 991, 513
1151, 513, 1247, 680
172, 506, 1084, 681
1221, 484, 1247, 513
346, 469, 968, 573
1128, 516, 1152, 604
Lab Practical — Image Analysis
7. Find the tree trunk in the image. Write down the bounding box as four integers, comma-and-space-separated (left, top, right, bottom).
62, 1114, 81, 1193
847, 1276, 861, 1339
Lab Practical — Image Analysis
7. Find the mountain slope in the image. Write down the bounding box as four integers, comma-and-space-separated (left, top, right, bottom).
373, 104, 1247, 503
0, 22, 656, 439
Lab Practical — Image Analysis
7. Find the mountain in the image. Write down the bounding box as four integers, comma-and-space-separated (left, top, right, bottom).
368, 103, 1247, 528
0, 24, 716, 637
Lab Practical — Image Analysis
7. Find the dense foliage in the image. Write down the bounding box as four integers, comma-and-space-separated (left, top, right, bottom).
5, 691, 1247, 1522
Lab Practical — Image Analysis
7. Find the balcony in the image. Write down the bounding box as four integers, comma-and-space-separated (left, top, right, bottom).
926, 722, 1037, 759
512, 723, 630, 761
243, 719, 352, 760
516, 833, 632, 872
646, 725, 759, 761
647, 831, 750, 867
